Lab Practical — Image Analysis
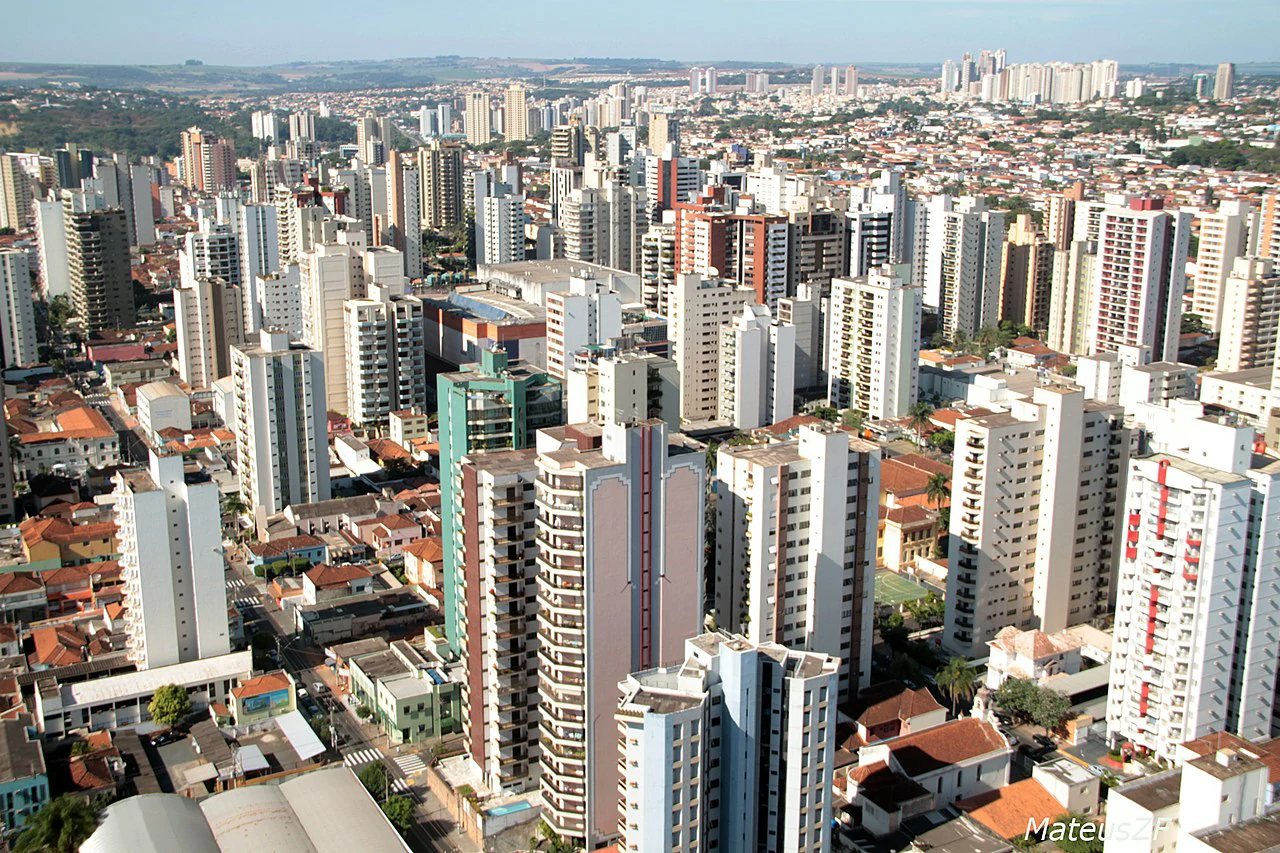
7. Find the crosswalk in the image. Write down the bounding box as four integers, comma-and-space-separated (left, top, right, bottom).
226, 577, 248, 591
344, 748, 382, 768
391, 778, 411, 793
232, 597, 258, 608
394, 753, 426, 775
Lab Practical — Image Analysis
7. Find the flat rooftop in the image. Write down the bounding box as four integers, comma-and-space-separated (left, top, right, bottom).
1115, 769, 1182, 812
62, 651, 253, 708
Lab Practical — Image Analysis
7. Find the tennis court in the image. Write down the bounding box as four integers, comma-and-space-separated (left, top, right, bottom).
875, 570, 929, 606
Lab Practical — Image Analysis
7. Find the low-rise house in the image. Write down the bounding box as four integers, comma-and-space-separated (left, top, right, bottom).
20, 517, 118, 567
6, 395, 120, 480
848, 681, 948, 746
348, 639, 460, 745
878, 505, 939, 572
0, 574, 47, 623
984, 624, 1111, 690
0, 716, 49, 836
402, 537, 443, 595
229, 670, 297, 726
301, 563, 375, 605
246, 534, 328, 572
956, 759, 1100, 843
845, 718, 1013, 837
360, 515, 423, 559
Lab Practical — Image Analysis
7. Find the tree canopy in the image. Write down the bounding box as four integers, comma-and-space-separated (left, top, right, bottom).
14, 795, 99, 853
148, 684, 191, 728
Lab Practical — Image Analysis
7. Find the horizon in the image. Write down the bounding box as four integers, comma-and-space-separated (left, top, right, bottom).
1, 0, 1276, 69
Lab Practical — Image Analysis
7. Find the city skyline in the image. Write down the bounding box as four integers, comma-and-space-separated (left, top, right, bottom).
0, 0, 1275, 67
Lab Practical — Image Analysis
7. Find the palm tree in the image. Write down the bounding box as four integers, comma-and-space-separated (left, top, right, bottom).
907, 402, 934, 447
14, 795, 99, 853
936, 657, 978, 716
925, 471, 950, 514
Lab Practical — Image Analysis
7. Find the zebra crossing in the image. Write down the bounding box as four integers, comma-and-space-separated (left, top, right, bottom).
226, 577, 248, 591
344, 748, 382, 768
394, 753, 427, 775
232, 596, 258, 608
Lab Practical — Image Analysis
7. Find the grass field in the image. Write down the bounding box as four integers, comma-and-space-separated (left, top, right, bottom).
875, 570, 929, 606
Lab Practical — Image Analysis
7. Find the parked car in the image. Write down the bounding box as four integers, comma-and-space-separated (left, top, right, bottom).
1086, 764, 1109, 777
1033, 734, 1056, 749
150, 731, 184, 747
1018, 743, 1055, 762
312, 682, 328, 695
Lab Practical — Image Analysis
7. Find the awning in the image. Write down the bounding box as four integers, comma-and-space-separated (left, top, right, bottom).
276, 710, 325, 761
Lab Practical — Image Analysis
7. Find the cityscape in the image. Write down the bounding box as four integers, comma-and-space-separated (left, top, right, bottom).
0, 19, 1275, 853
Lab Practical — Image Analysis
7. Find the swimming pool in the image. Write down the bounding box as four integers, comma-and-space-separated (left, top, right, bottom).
485, 800, 532, 818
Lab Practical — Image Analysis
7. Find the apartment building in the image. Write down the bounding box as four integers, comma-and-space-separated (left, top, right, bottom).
616, 633, 839, 853
826, 264, 921, 419
714, 423, 880, 700
667, 273, 754, 423
545, 277, 624, 381
944, 386, 1129, 657
718, 303, 795, 430
1217, 257, 1280, 373
564, 346, 680, 430
534, 420, 705, 846
343, 281, 428, 431
1189, 200, 1250, 332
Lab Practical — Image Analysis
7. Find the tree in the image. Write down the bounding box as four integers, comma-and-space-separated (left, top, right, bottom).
993, 678, 1073, 731
935, 657, 977, 714
890, 652, 923, 685
908, 402, 935, 446
381, 795, 414, 833
841, 409, 865, 432
309, 714, 332, 746
356, 705, 373, 720
925, 472, 951, 512
811, 404, 839, 422
1182, 312, 1207, 334
928, 430, 955, 454
1029, 687, 1074, 731
992, 677, 1039, 723
904, 591, 946, 629
14, 795, 99, 853
148, 684, 191, 728
877, 611, 909, 649
358, 762, 390, 799
1045, 814, 1104, 853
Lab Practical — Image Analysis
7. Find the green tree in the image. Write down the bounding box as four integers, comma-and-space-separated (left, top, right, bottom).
908, 402, 935, 446
992, 677, 1039, 723
358, 762, 390, 799
1030, 687, 1074, 731
841, 409, 865, 432
811, 404, 839, 422
381, 795, 414, 833
148, 684, 191, 728
1182, 312, 1207, 334
309, 714, 332, 746
904, 591, 946, 629
935, 657, 978, 714
878, 611, 909, 649
14, 795, 99, 853
1046, 814, 1105, 853
929, 430, 955, 454
925, 472, 951, 514
890, 652, 923, 684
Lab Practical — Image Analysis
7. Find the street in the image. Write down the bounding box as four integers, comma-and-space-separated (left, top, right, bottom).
224, 555, 470, 853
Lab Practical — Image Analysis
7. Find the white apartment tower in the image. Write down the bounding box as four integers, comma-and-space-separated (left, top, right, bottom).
300, 242, 364, 415
1088, 197, 1191, 362
826, 265, 921, 420
667, 274, 754, 422
718, 303, 795, 430
565, 347, 681, 430
1190, 200, 1251, 332
1107, 403, 1280, 760
1217, 257, 1280, 373
455, 448, 541, 796
114, 449, 230, 670
616, 633, 839, 853
714, 423, 880, 700
545, 277, 624, 380
559, 183, 646, 273
343, 280, 428, 430
535, 420, 706, 847
230, 330, 331, 524
465, 92, 492, 146
920, 195, 1004, 338
174, 275, 245, 389
504, 84, 528, 142
944, 386, 1130, 658
0, 250, 38, 368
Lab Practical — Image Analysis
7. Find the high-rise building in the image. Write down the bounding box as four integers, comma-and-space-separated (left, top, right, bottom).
34, 200, 70, 299
810, 64, 825, 97
616, 633, 839, 853
640, 224, 677, 314
668, 273, 754, 422
675, 192, 790, 309
1107, 402, 1280, 760
114, 449, 230, 670
385, 150, 422, 278
844, 64, 859, 96
436, 349, 563, 652
1259, 192, 1280, 264
717, 303, 795, 430
778, 290, 825, 392
557, 183, 645, 273
0, 385, 12, 523
1088, 197, 1190, 362
288, 111, 316, 142
236, 203, 279, 333
356, 114, 393, 167
174, 275, 244, 389
480, 192, 525, 265
826, 264, 921, 419
343, 278, 427, 431
465, 92, 492, 146
0, 154, 34, 231
647, 112, 678, 153
251, 110, 280, 141
943, 386, 1129, 657
179, 127, 236, 192
453, 447, 540, 795
714, 422, 879, 700
1217, 257, 1280, 373
504, 84, 528, 142
419, 140, 464, 230
65, 200, 134, 332
1046, 239, 1097, 355
230, 329, 331, 524
789, 208, 849, 291
999, 213, 1055, 332
1044, 189, 1081, 252
643, 148, 701, 217
545, 276, 624, 380
565, 346, 680, 430
1214, 62, 1236, 100
255, 266, 303, 340
535, 419, 705, 846
920, 195, 1004, 339
0, 250, 37, 368
300, 242, 363, 415
1189, 200, 1250, 332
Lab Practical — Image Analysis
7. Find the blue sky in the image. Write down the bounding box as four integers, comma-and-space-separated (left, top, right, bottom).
0, 0, 1273, 67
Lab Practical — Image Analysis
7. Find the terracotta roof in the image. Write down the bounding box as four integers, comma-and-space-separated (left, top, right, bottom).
247, 534, 325, 559
852, 762, 932, 813
403, 537, 444, 563
988, 626, 1071, 660
885, 505, 936, 527
21, 518, 117, 547
887, 718, 1009, 778
69, 754, 115, 791
29, 625, 89, 668
761, 414, 826, 435
376, 514, 421, 531
18, 405, 115, 444
1183, 732, 1280, 785
231, 671, 292, 700
853, 682, 945, 730
958, 779, 1068, 840
0, 574, 42, 595
305, 563, 374, 587
367, 438, 413, 462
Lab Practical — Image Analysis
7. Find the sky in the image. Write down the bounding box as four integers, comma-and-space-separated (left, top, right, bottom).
0, 0, 1274, 68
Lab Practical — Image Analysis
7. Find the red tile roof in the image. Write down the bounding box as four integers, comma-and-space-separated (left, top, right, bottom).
887, 718, 1009, 778
305, 563, 373, 588
958, 779, 1069, 840
232, 671, 293, 700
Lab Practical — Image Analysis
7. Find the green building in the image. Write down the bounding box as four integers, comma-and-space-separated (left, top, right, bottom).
348, 639, 461, 745
436, 348, 562, 652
